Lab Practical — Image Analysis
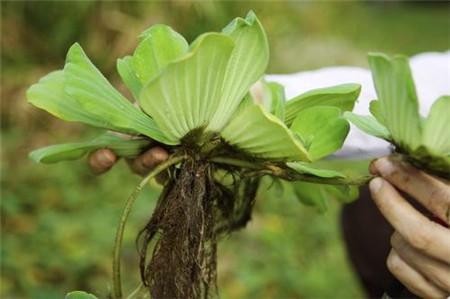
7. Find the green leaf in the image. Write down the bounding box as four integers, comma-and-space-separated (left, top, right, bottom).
292, 181, 359, 213
63, 43, 171, 144
344, 112, 391, 141
29, 133, 150, 164
284, 83, 361, 126
267, 81, 286, 121
411, 145, 450, 179
117, 55, 141, 101
221, 105, 310, 161
290, 106, 350, 160
423, 96, 450, 154
65, 291, 98, 299
133, 25, 188, 86
286, 162, 347, 178
140, 33, 235, 143
369, 100, 386, 126
368, 53, 422, 150
27, 70, 112, 130
208, 11, 269, 131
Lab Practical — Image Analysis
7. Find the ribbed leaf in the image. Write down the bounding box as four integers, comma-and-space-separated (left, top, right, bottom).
287, 162, 347, 178
208, 11, 269, 131
290, 107, 350, 160
293, 181, 359, 213
369, 100, 386, 126
140, 33, 235, 143
133, 25, 188, 86
411, 145, 450, 179
267, 81, 286, 121
368, 53, 422, 150
65, 291, 98, 299
285, 83, 361, 126
27, 70, 111, 130
221, 105, 310, 161
116, 55, 141, 101
63, 43, 171, 144
423, 96, 450, 154
344, 112, 391, 141
29, 133, 150, 164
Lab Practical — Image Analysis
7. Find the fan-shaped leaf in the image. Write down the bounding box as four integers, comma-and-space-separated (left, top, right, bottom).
344, 112, 391, 141
286, 162, 347, 178
423, 96, 450, 154
29, 133, 150, 164
221, 105, 310, 161
285, 83, 361, 126
63, 43, 171, 143
290, 106, 350, 160
293, 181, 359, 213
368, 53, 422, 150
65, 291, 98, 299
117, 55, 141, 101
27, 70, 112, 130
208, 11, 269, 131
140, 33, 235, 143
133, 25, 188, 86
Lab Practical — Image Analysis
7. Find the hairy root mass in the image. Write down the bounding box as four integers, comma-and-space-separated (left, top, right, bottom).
137, 158, 259, 298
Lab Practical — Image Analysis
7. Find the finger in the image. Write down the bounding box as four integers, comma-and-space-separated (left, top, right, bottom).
131, 146, 169, 176
88, 148, 117, 175
387, 249, 447, 299
372, 157, 450, 225
370, 177, 450, 261
391, 232, 450, 292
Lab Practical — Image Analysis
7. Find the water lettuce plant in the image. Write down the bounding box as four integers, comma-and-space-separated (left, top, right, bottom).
345, 54, 450, 179
28, 12, 368, 298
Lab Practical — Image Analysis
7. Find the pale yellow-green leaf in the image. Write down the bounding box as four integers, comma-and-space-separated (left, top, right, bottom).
368, 53, 422, 150
29, 133, 150, 164
116, 55, 141, 101
208, 11, 269, 131
140, 33, 235, 143
63, 43, 171, 143
27, 70, 111, 129
133, 25, 188, 86
221, 105, 310, 161
344, 112, 391, 141
285, 83, 361, 126
286, 162, 347, 178
290, 106, 350, 160
423, 96, 450, 154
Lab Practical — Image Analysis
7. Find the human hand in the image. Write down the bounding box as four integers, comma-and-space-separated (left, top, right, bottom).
369, 156, 450, 298
88, 146, 169, 176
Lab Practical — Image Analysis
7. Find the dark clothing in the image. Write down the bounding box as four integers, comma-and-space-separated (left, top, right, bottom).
341, 187, 419, 298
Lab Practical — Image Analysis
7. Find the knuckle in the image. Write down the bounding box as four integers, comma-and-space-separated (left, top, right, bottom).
408, 224, 431, 252
387, 253, 402, 274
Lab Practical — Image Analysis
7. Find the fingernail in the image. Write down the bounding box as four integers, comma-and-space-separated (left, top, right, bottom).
375, 158, 394, 176
369, 177, 383, 193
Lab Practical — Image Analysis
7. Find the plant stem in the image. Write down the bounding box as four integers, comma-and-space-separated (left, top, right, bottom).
210, 156, 263, 169
211, 156, 373, 185
113, 154, 187, 299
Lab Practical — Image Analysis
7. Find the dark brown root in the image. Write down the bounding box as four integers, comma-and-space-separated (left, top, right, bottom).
137, 159, 260, 298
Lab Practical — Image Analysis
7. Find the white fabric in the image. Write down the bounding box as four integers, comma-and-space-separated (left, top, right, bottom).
265, 51, 450, 159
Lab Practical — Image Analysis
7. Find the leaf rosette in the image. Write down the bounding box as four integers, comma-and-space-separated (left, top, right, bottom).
26, 12, 367, 298
344, 53, 450, 178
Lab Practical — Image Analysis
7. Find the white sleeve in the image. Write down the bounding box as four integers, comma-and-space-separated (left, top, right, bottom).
265, 51, 450, 159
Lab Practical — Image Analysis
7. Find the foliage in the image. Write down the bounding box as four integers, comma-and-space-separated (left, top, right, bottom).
345, 54, 450, 178
25, 11, 367, 298
2, 1, 448, 298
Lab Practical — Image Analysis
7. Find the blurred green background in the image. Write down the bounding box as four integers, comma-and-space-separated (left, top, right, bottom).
1, 1, 449, 298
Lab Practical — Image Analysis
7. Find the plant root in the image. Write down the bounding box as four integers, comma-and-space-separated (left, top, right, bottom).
137, 157, 261, 299
138, 159, 217, 298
